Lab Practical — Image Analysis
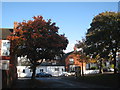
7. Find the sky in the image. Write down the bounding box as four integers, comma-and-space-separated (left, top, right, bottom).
1, 2, 119, 53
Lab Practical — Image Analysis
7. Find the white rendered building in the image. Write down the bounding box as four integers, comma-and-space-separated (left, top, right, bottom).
17, 65, 65, 77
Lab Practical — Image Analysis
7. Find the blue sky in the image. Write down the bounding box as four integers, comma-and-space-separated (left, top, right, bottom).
2, 2, 118, 53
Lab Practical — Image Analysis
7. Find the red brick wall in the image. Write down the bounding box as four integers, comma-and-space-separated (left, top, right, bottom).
65, 52, 86, 72
0, 28, 18, 88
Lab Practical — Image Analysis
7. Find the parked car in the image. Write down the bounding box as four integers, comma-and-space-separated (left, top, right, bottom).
109, 68, 114, 72
60, 72, 75, 76
61, 72, 70, 76
103, 68, 114, 72
36, 72, 52, 77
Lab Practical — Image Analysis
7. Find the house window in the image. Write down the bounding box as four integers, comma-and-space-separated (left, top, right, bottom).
23, 69, 25, 73
40, 69, 43, 72
55, 68, 59, 71
69, 58, 74, 64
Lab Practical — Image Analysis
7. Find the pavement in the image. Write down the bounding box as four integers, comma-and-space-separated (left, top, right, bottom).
10, 77, 39, 88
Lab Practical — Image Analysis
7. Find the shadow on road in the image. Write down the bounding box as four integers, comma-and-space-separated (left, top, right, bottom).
11, 77, 41, 88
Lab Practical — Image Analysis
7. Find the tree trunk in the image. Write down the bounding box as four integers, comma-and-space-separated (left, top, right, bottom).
31, 66, 36, 79
81, 61, 84, 76
113, 52, 117, 74
88, 63, 90, 70
99, 59, 103, 73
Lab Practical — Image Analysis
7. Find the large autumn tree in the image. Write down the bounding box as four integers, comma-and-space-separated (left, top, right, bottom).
85, 11, 120, 74
7, 16, 68, 78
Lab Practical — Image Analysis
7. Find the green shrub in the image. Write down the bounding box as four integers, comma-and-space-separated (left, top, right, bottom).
90, 66, 98, 70
118, 63, 120, 71
110, 64, 114, 69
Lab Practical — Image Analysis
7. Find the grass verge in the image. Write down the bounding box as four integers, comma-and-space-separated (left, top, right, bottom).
76, 74, 120, 88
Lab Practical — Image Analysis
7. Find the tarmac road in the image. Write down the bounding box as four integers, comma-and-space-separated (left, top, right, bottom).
35, 77, 110, 88
10, 76, 114, 89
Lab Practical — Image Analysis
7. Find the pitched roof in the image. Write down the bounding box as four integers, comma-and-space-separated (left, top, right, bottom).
61, 51, 74, 60
0, 28, 13, 40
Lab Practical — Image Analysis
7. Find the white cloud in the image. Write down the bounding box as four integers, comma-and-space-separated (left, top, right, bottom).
63, 41, 76, 53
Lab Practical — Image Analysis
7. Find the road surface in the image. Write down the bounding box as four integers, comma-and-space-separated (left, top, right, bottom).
10, 77, 113, 89
35, 77, 110, 88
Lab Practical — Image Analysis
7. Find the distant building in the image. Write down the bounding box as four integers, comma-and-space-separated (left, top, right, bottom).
63, 51, 86, 75
17, 65, 65, 77
17, 55, 65, 77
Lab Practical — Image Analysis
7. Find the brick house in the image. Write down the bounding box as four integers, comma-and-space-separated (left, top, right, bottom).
0, 28, 17, 88
63, 51, 86, 75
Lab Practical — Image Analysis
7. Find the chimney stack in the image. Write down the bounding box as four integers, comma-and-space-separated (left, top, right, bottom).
13, 22, 18, 34
14, 22, 18, 29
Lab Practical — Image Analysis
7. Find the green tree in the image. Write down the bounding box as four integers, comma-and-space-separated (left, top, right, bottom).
85, 11, 120, 74
7, 16, 68, 79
